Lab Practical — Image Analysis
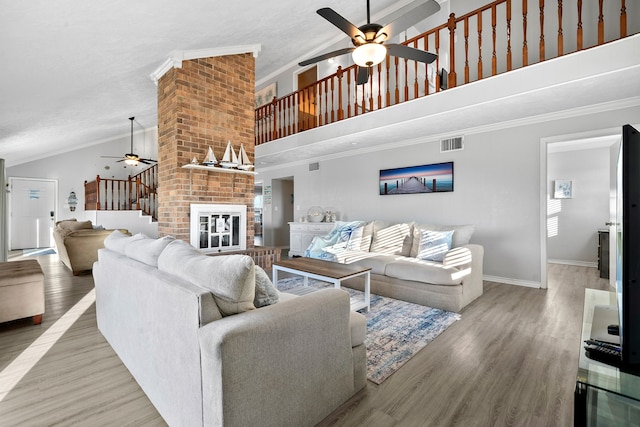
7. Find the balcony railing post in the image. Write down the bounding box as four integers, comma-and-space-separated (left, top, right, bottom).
271, 98, 277, 142
447, 13, 457, 88
621, 0, 627, 37
337, 66, 344, 121
96, 175, 101, 210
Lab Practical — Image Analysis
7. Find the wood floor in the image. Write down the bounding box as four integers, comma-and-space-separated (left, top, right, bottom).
0, 254, 611, 426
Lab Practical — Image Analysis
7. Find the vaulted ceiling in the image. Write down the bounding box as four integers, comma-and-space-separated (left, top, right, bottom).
0, 0, 419, 166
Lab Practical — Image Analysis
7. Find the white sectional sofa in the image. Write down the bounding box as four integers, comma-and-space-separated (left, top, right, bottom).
304, 220, 484, 312
93, 231, 366, 427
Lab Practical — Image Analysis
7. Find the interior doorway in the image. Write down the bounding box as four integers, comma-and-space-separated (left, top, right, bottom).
541, 129, 620, 289
254, 182, 263, 246
8, 177, 58, 250
270, 177, 294, 252
297, 66, 317, 131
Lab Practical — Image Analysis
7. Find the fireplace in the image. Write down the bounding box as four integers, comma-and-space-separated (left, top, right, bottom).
190, 204, 247, 253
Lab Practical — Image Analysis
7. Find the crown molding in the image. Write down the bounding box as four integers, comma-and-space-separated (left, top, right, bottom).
150, 44, 261, 85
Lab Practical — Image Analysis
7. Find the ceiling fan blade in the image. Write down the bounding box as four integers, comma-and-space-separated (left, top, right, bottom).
356, 66, 370, 85
317, 8, 365, 41
101, 155, 125, 159
386, 44, 437, 64
375, 0, 441, 41
299, 47, 355, 67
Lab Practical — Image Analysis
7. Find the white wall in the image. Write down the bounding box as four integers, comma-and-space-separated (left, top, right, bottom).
258, 105, 640, 286
547, 147, 610, 265
6, 128, 157, 223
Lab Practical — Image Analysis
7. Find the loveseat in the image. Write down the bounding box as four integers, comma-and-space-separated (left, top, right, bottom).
305, 220, 484, 312
53, 219, 128, 275
93, 231, 366, 427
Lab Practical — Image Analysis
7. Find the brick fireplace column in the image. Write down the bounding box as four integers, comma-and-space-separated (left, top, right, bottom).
156, 53, 255, 246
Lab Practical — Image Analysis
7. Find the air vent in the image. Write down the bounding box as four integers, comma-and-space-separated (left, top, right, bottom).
309, 162, 319, 171
440, 136, 464, 152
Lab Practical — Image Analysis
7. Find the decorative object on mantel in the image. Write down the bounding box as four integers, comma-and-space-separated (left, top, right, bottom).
324, 206, 338, 222
202, 146, 217, 166
307, 206, 324, 222
219, 141, 239, 169
236, 144, 254, 171
191, 156, 199, 164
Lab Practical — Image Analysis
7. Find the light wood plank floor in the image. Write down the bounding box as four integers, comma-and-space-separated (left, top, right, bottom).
0, 254, 611, 426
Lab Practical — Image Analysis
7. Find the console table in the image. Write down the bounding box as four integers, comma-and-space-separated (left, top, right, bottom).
288, 222, 335, 257
574, 289, 640, 426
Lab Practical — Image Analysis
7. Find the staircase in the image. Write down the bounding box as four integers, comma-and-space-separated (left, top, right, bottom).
84, 164, 158, 221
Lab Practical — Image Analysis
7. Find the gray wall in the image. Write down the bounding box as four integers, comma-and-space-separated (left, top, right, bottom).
258, 105, 640, 286
547, 147, 611, 265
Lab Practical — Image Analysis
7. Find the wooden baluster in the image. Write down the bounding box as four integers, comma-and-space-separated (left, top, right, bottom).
137, 177, 142, 210
281, 95, 286, 136
404, 57, 409, 102
394, 57, 400, 104
577, 0, 583, 50
337, 66, 344, 121
110, 180, 114, 211
447, 13, 457, 88
557, 0, 563, 56
385, 56, 391, 106
413, 40, 419, 99
423, 34, 429, 95
507, 0, 512, 71
492, 5, 497, 76
477, 12, 483, 80
271, 98, 277, 142
620, 0, 627, 37
324, 80, 328, 126
377, 63, 382, 109
330, 76, 335, 123
346, 68, 352, 118
360, 76, 366, 115
464, 17, 470, 84
539, 0, 545, 62
369, 72, 374, 111
96, 176, 101, 210
523, 0, 528, 66
435, 29, 441, 92
597, 0, 604, 45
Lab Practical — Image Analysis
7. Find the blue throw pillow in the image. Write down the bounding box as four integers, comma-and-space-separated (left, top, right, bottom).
417, 230, 454, 262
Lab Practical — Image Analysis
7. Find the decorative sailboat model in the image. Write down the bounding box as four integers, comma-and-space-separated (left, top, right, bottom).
219, 141, 239, 168
202, 146, 217, 166
236, 144, 254, 171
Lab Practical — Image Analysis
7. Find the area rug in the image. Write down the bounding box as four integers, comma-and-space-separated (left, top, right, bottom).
22, 248, 56, 257
276, 277, 461, 384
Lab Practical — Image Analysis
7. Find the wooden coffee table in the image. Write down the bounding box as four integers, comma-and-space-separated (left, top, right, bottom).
272, 258, 371, 311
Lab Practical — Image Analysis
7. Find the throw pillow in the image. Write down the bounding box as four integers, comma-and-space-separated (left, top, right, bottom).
370, 223, 411, 255
158, 240, 255, 316
104, 230, 147, 255
254, 265, 279, 308
410, 224, 475, 256
125, 235, 176, 267
416, 230, 454, 262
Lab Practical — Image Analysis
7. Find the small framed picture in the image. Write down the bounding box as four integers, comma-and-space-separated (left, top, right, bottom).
554, 180, 573, 199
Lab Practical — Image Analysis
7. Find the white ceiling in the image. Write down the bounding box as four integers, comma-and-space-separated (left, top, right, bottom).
0, 0, 422, 166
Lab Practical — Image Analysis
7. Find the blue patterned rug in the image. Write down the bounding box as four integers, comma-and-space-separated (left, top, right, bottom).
276, 278, 461, 384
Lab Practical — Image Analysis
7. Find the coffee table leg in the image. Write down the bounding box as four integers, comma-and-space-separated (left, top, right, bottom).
272, 266, 279, 289
364, 272, 371, 311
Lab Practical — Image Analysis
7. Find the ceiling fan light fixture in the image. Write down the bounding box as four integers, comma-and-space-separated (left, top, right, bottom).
352, 43, 386, 67
124, 157, 139, 166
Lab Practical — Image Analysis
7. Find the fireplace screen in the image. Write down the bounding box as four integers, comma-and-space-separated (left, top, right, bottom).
191, 204, 246, 253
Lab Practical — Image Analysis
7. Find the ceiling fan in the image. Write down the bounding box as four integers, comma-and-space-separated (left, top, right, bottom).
299, 0, 440, 85
102, 117, 157, 166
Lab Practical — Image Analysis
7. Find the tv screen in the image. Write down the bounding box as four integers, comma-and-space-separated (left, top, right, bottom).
616, 124, 640, 365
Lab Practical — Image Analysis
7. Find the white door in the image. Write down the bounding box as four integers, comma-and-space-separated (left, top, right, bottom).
9, 178, 57, 249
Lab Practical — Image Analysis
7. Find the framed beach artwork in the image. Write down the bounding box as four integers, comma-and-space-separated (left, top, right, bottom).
379, 162, 454, 195
554, 179, 573, 199
255, 83, 277, 108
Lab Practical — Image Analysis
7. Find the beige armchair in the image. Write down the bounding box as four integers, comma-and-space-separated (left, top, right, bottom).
53, 219, 129, 275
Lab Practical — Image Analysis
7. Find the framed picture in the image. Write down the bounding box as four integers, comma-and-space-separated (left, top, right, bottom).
255, 83, 277, 108
554, 180, 573, 199
379, 162, 454, 195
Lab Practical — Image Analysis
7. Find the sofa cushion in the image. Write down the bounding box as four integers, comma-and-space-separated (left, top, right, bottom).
254, 265, 280, 308
104, 230, 147, 255
385, 258, 463, 286
416, 230, 454, 262
410, 224, 475, 256
345, 253, 399, 275
370, 223, 412, 255
158, 240, 255, 316
125, 235, 176, 267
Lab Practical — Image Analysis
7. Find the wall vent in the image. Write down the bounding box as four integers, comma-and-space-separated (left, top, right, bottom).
309, 162, 319, 171
440, 136, 464, 152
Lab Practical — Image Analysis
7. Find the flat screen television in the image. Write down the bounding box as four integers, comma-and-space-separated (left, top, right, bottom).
616, 124, 640, 367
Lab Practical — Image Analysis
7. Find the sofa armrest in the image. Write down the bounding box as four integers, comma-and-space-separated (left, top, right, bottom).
453, 244, 484, 308
198, 288, 357, 427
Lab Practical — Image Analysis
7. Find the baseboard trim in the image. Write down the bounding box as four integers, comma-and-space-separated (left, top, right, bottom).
483, 275, 541, 288
548, 259, 598, 268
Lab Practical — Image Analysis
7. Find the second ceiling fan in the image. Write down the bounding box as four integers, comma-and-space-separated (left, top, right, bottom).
299, 0, 441, 85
